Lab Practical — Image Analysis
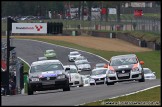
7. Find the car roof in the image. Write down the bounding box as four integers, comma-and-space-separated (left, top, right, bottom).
143, 68, 151, 70
31, 60, 61, 66
92, 68, 108, 71
46, 49, 54, 52
70, 51, 79, 54
64, 65, 77, 69
111, 54, 136, 60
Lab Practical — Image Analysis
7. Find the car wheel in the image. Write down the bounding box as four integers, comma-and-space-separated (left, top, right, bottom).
63, 85, 70, 91
27, 84, 33, 95
79, 85, 83, 87
138, 74, 145, 82
106, 80, 114, 85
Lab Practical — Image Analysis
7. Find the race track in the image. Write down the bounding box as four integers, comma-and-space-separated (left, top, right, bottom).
1, 38, 160, 106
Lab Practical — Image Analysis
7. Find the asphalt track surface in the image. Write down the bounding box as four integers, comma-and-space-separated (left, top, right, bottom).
1, 38, 160, 106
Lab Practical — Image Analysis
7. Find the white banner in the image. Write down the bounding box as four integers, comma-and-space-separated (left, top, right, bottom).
108, 8, 116, 14
12, 23, 47, 34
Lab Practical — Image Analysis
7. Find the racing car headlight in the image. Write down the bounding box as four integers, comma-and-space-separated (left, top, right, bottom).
57, 75, 65, 79
108, 70, 115, 74
132, 67, 139, 72
31, 78, 39, 81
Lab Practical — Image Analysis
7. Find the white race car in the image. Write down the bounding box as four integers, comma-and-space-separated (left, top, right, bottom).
89, 68, 107, 85
81, 75, 90, 87
68, 51, 81, 62
64, 65, 84, 87
106, 54, 145, 85
143, 68, 156, 80
75, 60, 91, 72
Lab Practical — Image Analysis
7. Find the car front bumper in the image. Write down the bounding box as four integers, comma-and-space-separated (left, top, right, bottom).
29, 78, 69, 91
107, 72, 143, 83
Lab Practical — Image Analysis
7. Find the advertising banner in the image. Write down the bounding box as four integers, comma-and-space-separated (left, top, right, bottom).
12, 23, 47, 34
108, 8, 116, 14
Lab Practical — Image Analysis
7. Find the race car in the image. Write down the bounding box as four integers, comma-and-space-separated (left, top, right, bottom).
75, 60, 91, 72
68, 51, 81, 62
143, 68, 156, 80
44, 49, 57, 59
106, 54, 145, 85
27, 60, 70, 95
64, 65, 84, 87
89, 68, 107, 85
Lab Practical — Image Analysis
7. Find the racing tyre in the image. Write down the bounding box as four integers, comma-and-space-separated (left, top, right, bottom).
106, 81, 114, 85
27, 84, 33, 95
138, 75, 145, 82
63, 85, 70, 91
79, 85, 83, 87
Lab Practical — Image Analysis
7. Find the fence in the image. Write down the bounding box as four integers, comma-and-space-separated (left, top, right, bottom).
58, 15, 160, 34
1, 13, 160, 35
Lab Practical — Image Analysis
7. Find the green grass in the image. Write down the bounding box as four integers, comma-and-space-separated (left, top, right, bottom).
83, 86, 161, 106
23, 61, 30, 74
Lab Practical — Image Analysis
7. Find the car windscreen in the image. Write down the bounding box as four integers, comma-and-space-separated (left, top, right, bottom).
110, 57, 138, 66
91, 69, 107, 76
66, 68, 78, 73
70, 53, 79, 55
144, 69, 152, 74
46, 50, 54, 53
30, 63, 64, 73
77, 61, 89, 65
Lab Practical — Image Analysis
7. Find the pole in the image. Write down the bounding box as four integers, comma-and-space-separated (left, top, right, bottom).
6, 17, 11, 95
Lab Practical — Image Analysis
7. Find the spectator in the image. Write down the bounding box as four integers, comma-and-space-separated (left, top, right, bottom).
9, 79, 16, 95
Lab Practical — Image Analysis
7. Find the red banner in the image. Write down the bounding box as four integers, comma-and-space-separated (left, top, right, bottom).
134, 10, 143, 16
101, 8, 107, 15
1, 60, 7, 72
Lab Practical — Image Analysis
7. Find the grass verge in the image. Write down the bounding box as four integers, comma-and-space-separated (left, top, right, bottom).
83, 86, 161, 106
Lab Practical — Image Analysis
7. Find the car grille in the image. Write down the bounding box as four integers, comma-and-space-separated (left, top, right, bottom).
109, 77, 116, 80
132, 74, 139, 78
116, 69, 131, 80
116, 69, 131, 74
94, 78, 105, 81
40, 77, 57, 81
118, 76, 130, 79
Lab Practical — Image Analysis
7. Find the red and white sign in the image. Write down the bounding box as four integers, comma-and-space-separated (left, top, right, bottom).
1, 60, 7, 72
12, 23, 47, 34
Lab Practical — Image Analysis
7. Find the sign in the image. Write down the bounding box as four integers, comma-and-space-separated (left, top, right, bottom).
134, 10, 143, 16
108, 8, 116, 14
1, 60, 7, 72
12, 23, 47, 34
101, 8, 107, 15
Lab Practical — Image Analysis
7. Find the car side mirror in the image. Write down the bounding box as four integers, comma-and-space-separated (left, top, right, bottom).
140, 61, 144, 65
153, 72, 155, 74
65, 67, 70, 71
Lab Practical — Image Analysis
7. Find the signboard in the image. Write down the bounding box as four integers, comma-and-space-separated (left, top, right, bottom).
131, 2, 145, 7
12, 23, 47, 34
101, 8, 107, 15
108, 8, 116, 14
1, 60, 7, 72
